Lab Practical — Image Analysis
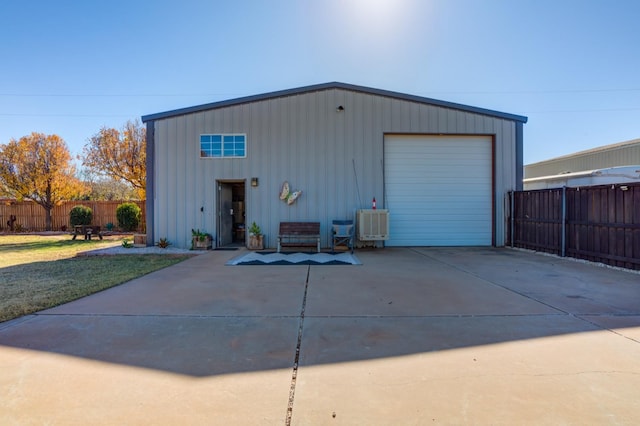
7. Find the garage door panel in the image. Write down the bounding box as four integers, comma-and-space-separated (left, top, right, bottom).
384, 135, 492, 246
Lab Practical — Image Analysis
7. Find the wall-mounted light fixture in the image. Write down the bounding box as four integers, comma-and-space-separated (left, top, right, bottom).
336, 105, 344, 112
251, 177, 259, 187
620, 185, 629, 191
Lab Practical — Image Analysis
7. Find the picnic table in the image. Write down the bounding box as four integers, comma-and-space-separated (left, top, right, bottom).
72, 225, 103, 240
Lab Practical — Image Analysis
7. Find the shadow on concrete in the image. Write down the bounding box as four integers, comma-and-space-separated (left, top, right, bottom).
1, 248, 639, 377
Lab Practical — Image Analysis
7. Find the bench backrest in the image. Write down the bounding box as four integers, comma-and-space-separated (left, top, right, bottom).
279, 222, 320, 235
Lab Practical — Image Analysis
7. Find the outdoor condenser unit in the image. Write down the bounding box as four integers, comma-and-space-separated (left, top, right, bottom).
357, 209, 389, 241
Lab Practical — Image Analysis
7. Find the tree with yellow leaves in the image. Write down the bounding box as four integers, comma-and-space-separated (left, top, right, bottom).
81, 120, 146, 199
0, 133, 88, 230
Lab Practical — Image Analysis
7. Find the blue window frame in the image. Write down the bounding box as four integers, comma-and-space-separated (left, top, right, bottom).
200, 134, 246, 158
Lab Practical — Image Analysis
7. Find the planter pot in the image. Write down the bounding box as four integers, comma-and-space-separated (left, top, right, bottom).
247, 234, 264, 250
133, 233, 147, 247
192, 236, 212, 250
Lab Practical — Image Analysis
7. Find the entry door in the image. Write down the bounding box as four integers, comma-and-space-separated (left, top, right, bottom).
217, 183, 233, 247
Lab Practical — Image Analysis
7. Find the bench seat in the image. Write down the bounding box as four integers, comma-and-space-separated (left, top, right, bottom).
277, 222, 320, 253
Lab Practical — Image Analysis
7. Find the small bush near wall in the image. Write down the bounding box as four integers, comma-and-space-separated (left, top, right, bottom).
69, 205, 93, 226
116, 202, 141, 232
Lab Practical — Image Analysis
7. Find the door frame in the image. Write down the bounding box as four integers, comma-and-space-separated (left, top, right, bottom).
216, 179, 246, 247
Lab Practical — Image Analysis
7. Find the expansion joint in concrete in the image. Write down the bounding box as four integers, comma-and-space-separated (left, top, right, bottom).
286, 265, 311, 425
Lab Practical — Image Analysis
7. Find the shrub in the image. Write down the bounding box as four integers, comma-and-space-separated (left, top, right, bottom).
116, 202, 141, 232
69, 205, 93, 226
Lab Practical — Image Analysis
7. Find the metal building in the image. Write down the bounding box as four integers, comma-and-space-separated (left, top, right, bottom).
141, 82, 527, 249
523, 166, 640, 190
525, 138, 640, 179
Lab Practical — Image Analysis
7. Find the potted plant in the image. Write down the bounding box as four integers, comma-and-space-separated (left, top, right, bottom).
247, 221, 264, 250
191, 229, 212, 250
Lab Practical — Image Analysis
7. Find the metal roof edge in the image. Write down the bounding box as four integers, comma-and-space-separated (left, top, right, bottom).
141, 81, 528, 124
141, 82, 334, 122
523, 165, 640, 183
525, 137, 640, 167
332, 82, 528, 123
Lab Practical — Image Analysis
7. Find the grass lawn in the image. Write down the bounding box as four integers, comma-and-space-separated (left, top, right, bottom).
0, 234, 192, 323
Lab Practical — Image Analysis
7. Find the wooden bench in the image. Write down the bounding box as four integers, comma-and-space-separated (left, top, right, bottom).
72, 225, 103, 240
277, 222, 321, 253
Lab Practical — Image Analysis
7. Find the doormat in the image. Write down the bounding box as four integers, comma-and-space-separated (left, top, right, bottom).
214, 247, 239, 251
226, 251, 361, 266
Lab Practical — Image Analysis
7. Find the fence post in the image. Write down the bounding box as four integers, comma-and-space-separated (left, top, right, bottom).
561, 186, 566, 257
510, 191, 515, 248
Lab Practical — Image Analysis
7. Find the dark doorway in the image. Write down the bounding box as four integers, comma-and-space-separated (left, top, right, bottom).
216, 180, 246, 248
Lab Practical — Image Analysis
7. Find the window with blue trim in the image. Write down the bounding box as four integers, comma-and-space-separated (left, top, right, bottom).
200, 134, 246, 158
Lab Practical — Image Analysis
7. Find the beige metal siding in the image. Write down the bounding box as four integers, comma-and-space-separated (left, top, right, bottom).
152, 88, 518, 248
525, 139, 640, 178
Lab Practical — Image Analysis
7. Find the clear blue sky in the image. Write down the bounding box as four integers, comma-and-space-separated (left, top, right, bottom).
1, 0, 638, 165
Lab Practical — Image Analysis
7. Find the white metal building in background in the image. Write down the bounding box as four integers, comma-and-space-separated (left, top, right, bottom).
141, 82, 527, 249
524, 166, 640, 190
525, 138, 640, 179
524, 138, 640, 190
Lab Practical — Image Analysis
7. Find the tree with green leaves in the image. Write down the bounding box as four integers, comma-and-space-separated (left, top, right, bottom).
81, 120, 146, 199
0, 132, 88, 230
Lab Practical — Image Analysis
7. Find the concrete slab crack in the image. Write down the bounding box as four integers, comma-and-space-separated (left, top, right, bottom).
285, 265, 310, 425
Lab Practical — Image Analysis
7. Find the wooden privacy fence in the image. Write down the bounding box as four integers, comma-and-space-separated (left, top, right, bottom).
0, 200, 145, 233
507, 183, 640, 271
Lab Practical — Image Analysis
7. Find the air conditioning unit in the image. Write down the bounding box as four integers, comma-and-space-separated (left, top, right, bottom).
357, 209, 389, 241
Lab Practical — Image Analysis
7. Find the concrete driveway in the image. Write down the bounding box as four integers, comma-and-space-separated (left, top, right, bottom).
1, 247, 639, 425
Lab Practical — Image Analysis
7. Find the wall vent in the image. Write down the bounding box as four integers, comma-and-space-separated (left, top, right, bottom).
357, 209, 389, 241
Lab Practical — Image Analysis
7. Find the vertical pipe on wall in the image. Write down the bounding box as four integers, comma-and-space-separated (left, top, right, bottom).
515, 122, 524, 191
561, 186, 566, 257
145, 121, 155, 247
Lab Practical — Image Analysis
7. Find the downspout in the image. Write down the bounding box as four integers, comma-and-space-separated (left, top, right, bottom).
145, 120, 155, 247
561, 186, 566, 257
515, 122, 524, 191
512, 122, 524, 248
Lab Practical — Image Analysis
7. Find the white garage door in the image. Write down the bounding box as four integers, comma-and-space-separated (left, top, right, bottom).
384, 135, 493, 246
